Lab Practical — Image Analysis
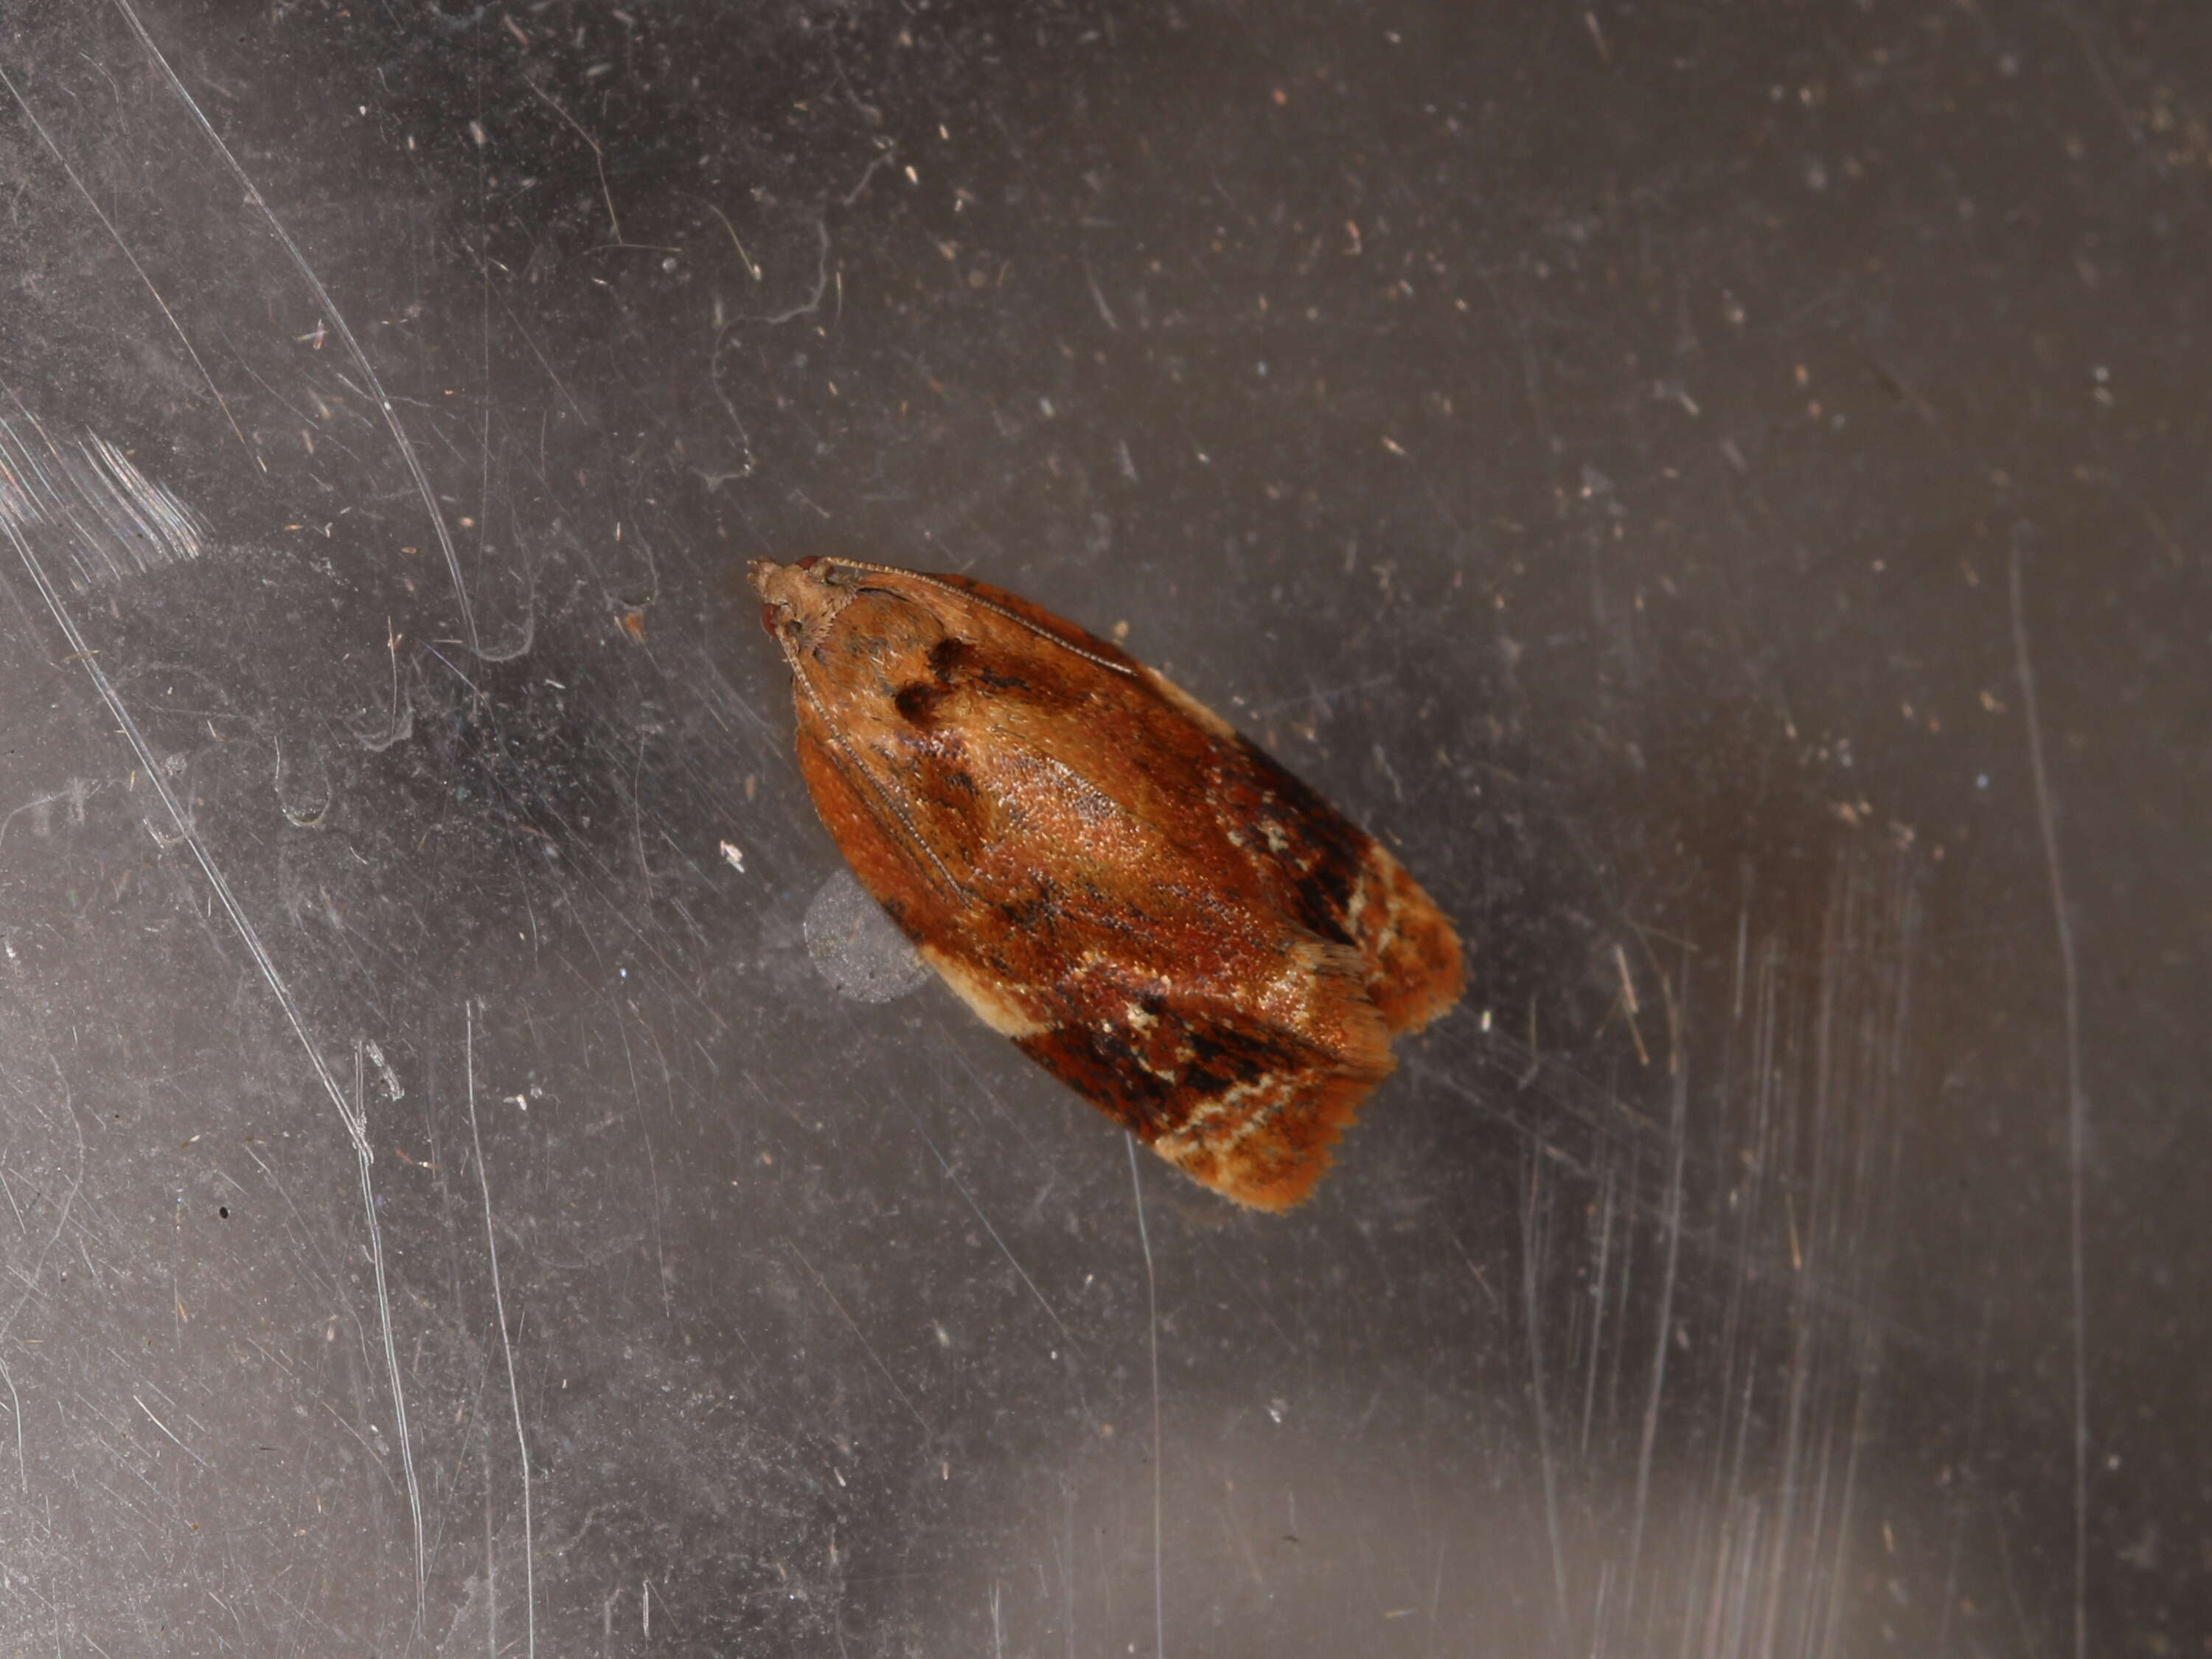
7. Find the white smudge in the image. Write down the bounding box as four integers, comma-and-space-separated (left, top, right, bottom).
803, 868, 930, 1004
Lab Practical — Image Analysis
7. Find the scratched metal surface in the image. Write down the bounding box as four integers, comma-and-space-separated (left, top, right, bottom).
1, 1, 2205, 1654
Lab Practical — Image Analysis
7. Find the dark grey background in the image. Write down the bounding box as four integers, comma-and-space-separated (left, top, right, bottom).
2, 1, 2205, 1654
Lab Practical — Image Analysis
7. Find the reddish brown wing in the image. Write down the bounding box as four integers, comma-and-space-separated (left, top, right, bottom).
771, 558, 1463, 1208
894, 565, 1465, 1031
1013, 936, 1394, 1211
1188, 728, 1466, 1034
909, 568, 1150, 677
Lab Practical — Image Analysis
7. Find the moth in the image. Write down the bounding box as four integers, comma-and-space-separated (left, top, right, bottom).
750, 556, 1463, 1210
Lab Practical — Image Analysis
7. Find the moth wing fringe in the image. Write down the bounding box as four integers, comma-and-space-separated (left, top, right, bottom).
1018, 937, 1396, 1212
1354, 841, 1466, 1035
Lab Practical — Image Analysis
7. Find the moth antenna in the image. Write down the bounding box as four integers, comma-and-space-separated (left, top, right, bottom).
775, 627, 973, 902
837, 560, 1141, 679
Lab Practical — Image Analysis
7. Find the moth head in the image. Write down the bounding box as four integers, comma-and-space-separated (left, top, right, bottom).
748, 556, 863, 650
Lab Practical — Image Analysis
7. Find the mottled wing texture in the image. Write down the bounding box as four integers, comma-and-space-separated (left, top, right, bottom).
762, 558, 1464, 1209
914, 568, 1152, 676
920, 569, 1464, 1029
1177, 717, 1466, 1034
1012, 939, 1394, 1211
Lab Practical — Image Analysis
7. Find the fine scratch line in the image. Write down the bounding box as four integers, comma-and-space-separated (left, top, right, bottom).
784, 1239, 932, 1438
133, 1394, 212, 1472
1127, 1136, 1165, 1659
1624, 1001, 1688, 1613
1519, 1157, 1569, 1629
0, 1065, 87, 1492
1, 472, 430, 1641
108, 0, 481, 655
2010, 543, 2090, 1659
524, 79, 622, 245
354, 1048, 429, 1643
0, 61, 249, 455
902, 1107, 1075, 1353
467, 1002, 536, 1659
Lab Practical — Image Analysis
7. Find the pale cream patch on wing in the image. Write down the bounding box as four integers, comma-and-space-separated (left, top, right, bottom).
916, 942, 1048, 1040
1158, 1073, 1293, 1156
1152, 1072, 1317, 1207
1141, 668, 1242, 743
